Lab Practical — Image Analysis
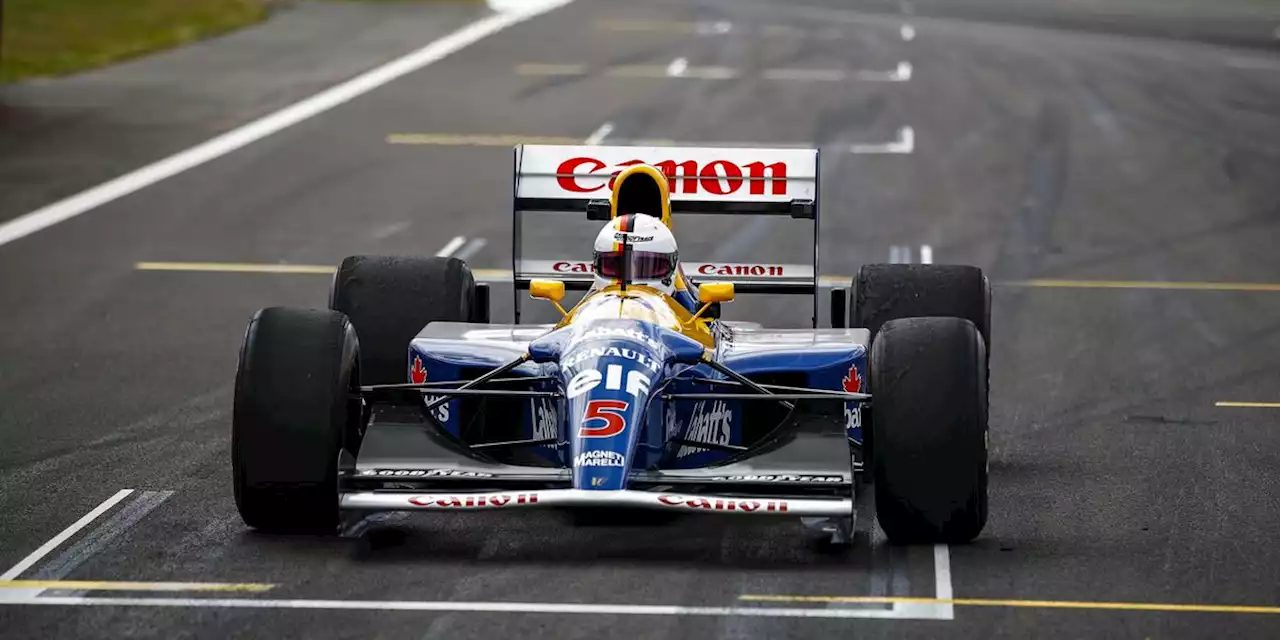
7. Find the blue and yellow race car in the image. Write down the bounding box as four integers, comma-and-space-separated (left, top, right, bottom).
231, 144, 991, 545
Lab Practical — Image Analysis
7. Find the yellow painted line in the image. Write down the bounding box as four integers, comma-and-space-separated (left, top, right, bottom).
0, 580, 274, 592
740, 594, 1280, 616
1215, 401, 1280, 409
137, 261, 336, 274
1002, 279, 1280, 292
387, 133, 584, 146
515, 63, 586, 76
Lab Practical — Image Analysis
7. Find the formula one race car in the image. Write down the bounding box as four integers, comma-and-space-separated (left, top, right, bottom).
231, 144, 991, 544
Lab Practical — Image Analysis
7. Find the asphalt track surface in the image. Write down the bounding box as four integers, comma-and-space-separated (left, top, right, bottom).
3, 0, 1280, 637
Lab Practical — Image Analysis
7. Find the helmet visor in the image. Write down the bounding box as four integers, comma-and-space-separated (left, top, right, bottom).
595, 250, 676, 280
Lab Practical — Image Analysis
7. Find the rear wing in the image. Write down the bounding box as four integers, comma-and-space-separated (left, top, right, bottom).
511, 144, 820, 322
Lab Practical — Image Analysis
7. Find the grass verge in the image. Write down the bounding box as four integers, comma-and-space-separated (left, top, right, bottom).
1, 0, 267, 83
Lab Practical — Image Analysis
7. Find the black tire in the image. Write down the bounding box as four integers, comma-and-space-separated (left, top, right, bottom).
871, 317, 988, 544
232, 307, 360, 534
852, 264, 990, 474
330, 256, 475, 385
853, 264, 991, 355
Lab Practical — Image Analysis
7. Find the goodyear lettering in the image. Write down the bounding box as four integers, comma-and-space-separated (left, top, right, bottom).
357, 469, 494, 478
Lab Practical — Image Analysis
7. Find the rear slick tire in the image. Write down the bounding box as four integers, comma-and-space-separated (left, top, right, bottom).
871, 316, 988, 544
330, 256, 474, 385
232, 307, 359, 534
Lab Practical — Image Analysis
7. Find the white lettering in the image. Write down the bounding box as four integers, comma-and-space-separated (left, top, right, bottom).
676, 400, 733, 458
567, 370, 602, 398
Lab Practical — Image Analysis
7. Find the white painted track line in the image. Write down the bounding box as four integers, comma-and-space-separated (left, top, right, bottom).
0, 0, 575, 249
7, 596, 943, 619
435, 236, 467, 257
920, 245, 933, 264
666, 57, 689, 77
934, 544, 955, 618
585, 122, 615, 145
455, 237, 488, 261
0, 490, 134, 580
849, 126, 914, 154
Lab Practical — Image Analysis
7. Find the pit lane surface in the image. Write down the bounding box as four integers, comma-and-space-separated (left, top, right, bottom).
3, 0, 1280, 637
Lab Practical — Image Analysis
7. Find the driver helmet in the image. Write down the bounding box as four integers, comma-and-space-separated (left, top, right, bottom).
592, 213, 679, 296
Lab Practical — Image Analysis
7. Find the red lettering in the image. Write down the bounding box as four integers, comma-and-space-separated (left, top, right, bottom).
607, 159, 647, 190
744, 161, 788, 195
768, 265, 783, 276
699, 160, 744, 196
738, 501, 761, 512
653, 159, 700, 194
553, 261, 592, 273
658, 495, 682, 506
408, 496, 434, 507
489, 495, 510, 506
750, 265, 764, 276
697, 264, 714, 275
556, 157, 608, 193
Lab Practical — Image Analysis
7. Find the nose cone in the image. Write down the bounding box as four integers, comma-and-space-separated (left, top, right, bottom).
560, 321, 665, 490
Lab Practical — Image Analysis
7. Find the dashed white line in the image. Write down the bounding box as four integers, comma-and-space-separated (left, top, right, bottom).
435, 236, 467, 257
454, 237, 488, 261
666, 57, 689, 77
585, 122, 614, 145
849, 126, 914, 154
901, 24, 916, 41
0, 490, 134, 580
920, 245, 933, 264
0, 0, 575, 249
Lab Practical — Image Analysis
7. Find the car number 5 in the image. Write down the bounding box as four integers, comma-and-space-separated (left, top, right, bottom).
579, 400, 628, 437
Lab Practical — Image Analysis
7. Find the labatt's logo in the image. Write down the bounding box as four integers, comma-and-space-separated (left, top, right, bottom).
410, 355, 450, 423
676, 400, 732, 458
556, 157, 789, 196
843, 364, 862, 432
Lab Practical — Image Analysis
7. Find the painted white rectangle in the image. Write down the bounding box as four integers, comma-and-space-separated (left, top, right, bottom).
515, 145, 818, 203
7, 596, 946, 619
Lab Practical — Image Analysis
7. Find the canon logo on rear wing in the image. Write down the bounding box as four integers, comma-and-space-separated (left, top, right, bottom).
556, 157, 789, 196
545, 261, 797, 278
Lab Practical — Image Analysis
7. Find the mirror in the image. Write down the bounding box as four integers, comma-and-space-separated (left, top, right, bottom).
530, 279, 565, 302
529, 279, 568, 316
698, 283, 735, 304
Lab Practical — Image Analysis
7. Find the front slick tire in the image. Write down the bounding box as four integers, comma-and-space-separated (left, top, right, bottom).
871, 317, 988, 544
233, 307, 359, 534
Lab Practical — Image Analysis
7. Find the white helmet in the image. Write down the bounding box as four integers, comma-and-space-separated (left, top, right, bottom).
592, 213, 679, 295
